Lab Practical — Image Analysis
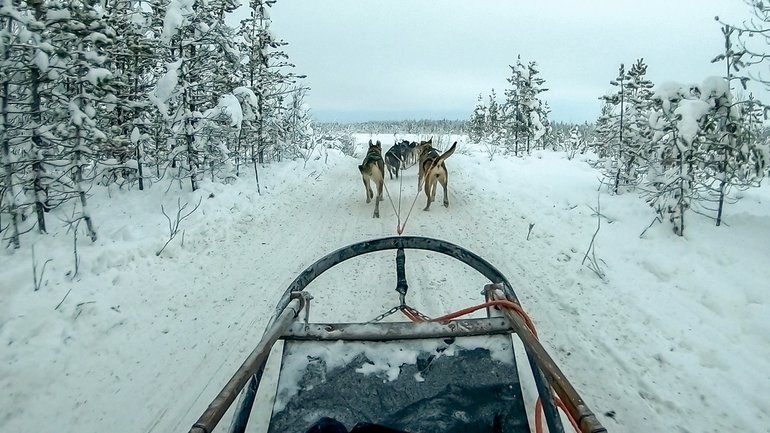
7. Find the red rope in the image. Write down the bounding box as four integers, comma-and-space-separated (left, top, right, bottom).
430, 299, 538, 338
535, 396, 581, 433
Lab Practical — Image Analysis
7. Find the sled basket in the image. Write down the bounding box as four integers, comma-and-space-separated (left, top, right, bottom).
188, 236, 607, 433
268, 320, 531, 433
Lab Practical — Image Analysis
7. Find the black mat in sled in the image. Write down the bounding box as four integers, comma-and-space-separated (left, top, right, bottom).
267, 334, 530, 433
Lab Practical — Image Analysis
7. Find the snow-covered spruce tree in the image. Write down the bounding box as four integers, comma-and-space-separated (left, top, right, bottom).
539, 100, 554, 150
740, 93, 767, 152
564, 125, 585, 160
502, 56, 525, 156
1, 0, 54, 247
237, 0, 303, 167
199, 93, 241, 182
717, 9, 770, 176
642, 79, 755, 236
197, 6, 242, 180
468, 93, 486, 144
101, 0, 164, 191
643, 78, 769, 235
549, 122, 569, 152
1, 3, 24, 248
591, 101, 615, 159
701, 26, 768, 226
154, 0, 241, 191
284, 86, 312, 156
231, 85, 258, 176
484, 89, 503, 159
521, 60, 548, 153
594, 61, 653, 194
622, 59, 655, 185
643, 82, 699, 236
46, 0, 123, 242
697, 80, 768, 226
596, 64, 632, 194
501, 56, 548, 156
5, 0, 59, 236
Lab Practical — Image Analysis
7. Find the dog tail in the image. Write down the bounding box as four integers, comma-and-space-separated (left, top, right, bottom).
432, 141, 457, 168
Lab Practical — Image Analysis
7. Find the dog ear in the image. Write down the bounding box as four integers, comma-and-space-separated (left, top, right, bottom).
376, 140, 381, 147
369, 139, 373, 145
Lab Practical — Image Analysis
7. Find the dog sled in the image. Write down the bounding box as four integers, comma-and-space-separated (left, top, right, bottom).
188, 236, 607, 433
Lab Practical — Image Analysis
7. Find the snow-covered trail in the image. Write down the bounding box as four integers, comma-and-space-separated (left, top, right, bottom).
2, 140, 768, 433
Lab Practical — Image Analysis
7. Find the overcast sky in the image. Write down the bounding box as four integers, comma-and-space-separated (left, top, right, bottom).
231, 1, 764, 123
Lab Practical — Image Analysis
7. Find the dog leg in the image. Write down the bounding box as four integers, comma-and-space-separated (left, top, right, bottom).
423, 174, 433, 211
373, 179, 383, 218
417, 166, 423, 191
441, 175, 449, 207
430, 176, 438, 202
362, 177, 372, 203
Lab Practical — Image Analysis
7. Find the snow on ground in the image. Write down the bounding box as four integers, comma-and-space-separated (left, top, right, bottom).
1, 134, 769, 433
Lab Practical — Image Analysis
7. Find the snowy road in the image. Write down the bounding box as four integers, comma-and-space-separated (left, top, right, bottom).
2, 139, 768, 433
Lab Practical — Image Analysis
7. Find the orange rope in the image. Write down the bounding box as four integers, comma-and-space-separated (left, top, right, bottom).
535, 396, 581, 433
430, 299, 538, 338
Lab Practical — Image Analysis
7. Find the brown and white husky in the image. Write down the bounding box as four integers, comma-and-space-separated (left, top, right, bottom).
416, 138, 457, 211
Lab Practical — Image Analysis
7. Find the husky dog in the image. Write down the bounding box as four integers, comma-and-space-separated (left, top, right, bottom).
384, 140, 411, 179
416, 138, 457, 211
358, 139, 385, 218
405, 141, 419, 166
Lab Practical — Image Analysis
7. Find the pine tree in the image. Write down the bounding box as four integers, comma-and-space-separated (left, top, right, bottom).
565, 126, 584, 160
231, 85, 258, 177
592, 101, 615, 159
239, 0, 295, 163
103, 0, 162, 191
593, 60, 654, 192
285, 86, 312, 151
502, 56, 525, 156
484, 89, 503, 159
539, 101, 554, 150
521, 61, 548, 153
698, 82, 767, 226
502, 55, 548, 156
13, 0, 56, 233
642, 79, 746, 236
597, 64, 636, 193
47, 0, 122, 242
468, 93, 486, 144
156, 0, 241, 191
1, 2, 27, 248
621, 59, 655, 186
702, 26, 767, 226
644, 83, 699, 236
